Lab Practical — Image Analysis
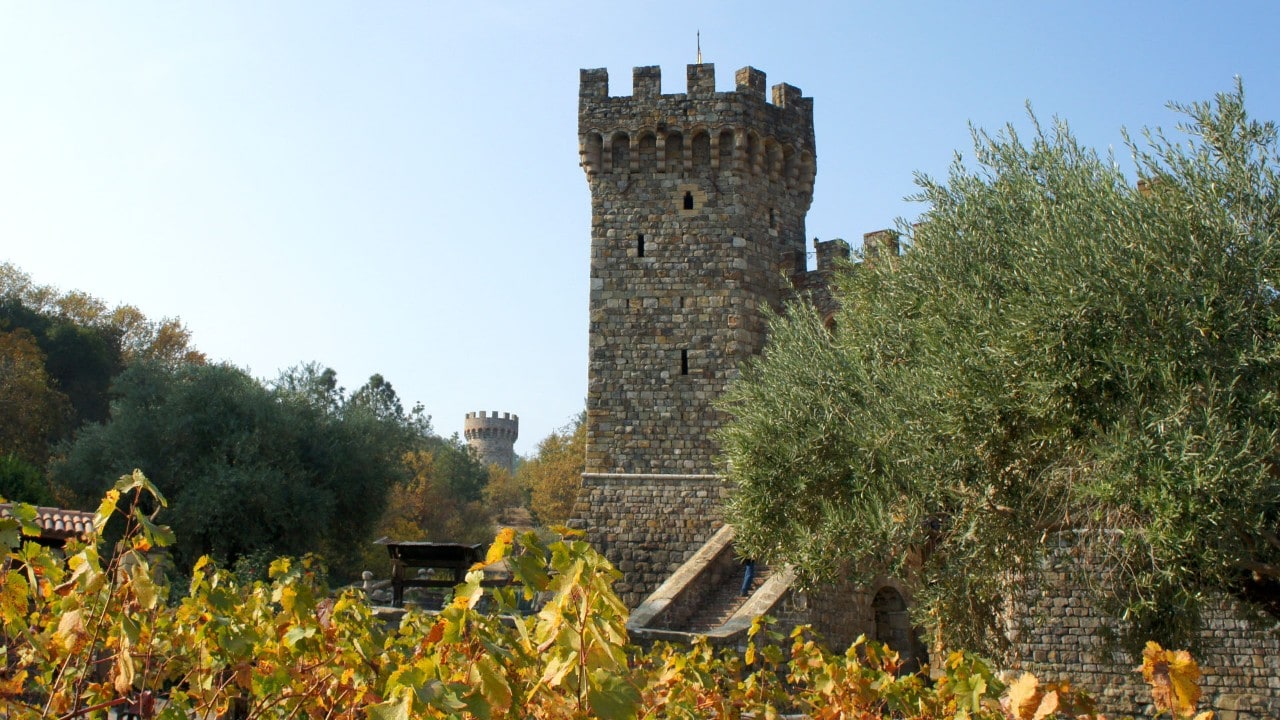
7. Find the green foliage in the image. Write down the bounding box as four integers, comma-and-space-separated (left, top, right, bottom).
381, 440, 494, 539
0, 481, 1207, 719
519, 412, 586, 526
721, 82, 1280, 654
0, 454, 55, 506
0, 328, 71, 468
50, 362, 424, 580
0, 263, 205, 368
0, 266, 206, 481
0, 298, 120, 433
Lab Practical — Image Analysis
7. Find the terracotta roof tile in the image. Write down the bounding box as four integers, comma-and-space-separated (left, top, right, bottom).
0, 504, 96, 541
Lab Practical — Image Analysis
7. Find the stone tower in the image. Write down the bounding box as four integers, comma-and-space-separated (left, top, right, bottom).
574, 64, 816, 605
463, 411, 519, 474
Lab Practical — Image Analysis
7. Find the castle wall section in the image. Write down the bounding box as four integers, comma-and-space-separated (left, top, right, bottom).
1009, 534, 1280, 718
568, 61, 1278, 719
572, 473, 730, 608
578, 63, 815, 477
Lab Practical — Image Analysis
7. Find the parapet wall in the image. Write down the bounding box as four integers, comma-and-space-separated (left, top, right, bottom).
579, 64, 815, 194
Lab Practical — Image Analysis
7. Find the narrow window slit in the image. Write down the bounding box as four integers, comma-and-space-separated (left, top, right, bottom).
683, 191, 694, 210
680, 349, 689, 376
637, 233, 645, 257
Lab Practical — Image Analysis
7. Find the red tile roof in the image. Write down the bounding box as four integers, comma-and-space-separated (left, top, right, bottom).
0, 504, 96, 541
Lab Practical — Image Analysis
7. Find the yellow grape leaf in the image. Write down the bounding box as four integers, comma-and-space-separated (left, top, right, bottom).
1141, 642, 1203, 717
474, 655, 512, 714
541, 652, 575, 688
484, 527, 515, 567
1165, 649, 1203, 716
114, 647, 136, 695
367, 687, 412, 720
1004, 673, 1041, 720
0, 570, 30, 621
1032, 689, 1059, 720
56, 608, 87, 651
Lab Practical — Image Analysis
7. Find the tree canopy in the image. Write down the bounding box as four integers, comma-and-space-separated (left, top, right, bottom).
721, 83, 1280, 654
519, 412, 586, 527
50, 362, 427, 579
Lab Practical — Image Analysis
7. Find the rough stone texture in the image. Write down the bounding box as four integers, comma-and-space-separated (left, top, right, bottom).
1009, 534, 1280, 718
463, 411, 518, 474
578, 63, 817, 477
572, 472, 730, 608
573, 63, 849, 605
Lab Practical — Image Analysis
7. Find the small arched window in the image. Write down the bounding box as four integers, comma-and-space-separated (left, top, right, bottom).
683, 192, 694, 210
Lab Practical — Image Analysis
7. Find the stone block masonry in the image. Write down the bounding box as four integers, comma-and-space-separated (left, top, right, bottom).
578, 63, 816, 479
573, 473, 729, 608
1011, 534, 1280, 718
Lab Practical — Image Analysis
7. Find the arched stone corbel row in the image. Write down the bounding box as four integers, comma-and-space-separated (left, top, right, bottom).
580, 126, 815, 193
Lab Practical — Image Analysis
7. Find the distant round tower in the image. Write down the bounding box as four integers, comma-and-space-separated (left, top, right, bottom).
463, 411, 519, 474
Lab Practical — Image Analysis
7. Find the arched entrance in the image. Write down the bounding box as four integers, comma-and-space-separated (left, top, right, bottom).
871, 586, 925, 673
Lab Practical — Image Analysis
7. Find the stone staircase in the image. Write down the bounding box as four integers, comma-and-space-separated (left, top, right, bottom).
627, 526, 795, 647
682, 563, 771, 633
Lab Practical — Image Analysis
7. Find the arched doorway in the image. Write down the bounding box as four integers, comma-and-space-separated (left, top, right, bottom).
871, 586, 925, 673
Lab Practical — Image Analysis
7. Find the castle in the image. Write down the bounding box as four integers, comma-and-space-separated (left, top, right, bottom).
569, 63, 1280, 717
463, 410, 519, 474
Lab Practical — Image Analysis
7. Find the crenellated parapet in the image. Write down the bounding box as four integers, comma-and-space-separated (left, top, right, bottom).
578, 64, 816, 200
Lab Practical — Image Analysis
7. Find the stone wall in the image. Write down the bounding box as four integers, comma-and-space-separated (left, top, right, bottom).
570, 472, 729, 607
1008, 534, 1280, 718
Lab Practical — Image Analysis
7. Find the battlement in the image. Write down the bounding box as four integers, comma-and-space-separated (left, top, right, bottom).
579, 64, 807, 110
862, 229, 900, 261
814, 237, 851, 273
463, 410, 519, 436
579, 64, 815, 189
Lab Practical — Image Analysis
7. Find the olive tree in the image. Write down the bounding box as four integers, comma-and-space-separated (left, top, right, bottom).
721, 82, 1280, 653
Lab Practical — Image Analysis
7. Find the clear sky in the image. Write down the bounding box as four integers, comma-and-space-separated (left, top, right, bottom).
2, 2, 1277, 454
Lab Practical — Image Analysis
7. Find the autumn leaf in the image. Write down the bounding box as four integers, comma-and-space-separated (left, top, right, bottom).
1141, 641, 1203, 718
1003, 672, 1041, 719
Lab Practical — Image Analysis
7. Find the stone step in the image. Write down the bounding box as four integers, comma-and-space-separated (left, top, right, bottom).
681, 564, 771, 633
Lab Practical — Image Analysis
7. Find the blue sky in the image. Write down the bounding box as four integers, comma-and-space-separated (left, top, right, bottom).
2, 2, 1278, 454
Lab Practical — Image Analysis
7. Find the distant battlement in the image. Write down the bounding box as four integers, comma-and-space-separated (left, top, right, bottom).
464, 411, 519, 439
579, 64, 814, 190
464, 410, 518, 423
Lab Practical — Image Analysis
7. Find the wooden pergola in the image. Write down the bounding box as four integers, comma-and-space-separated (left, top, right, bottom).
377, 540, 486, 608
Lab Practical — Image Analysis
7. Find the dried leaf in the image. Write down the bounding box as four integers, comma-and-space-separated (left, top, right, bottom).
1004, 672, 1041, 719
